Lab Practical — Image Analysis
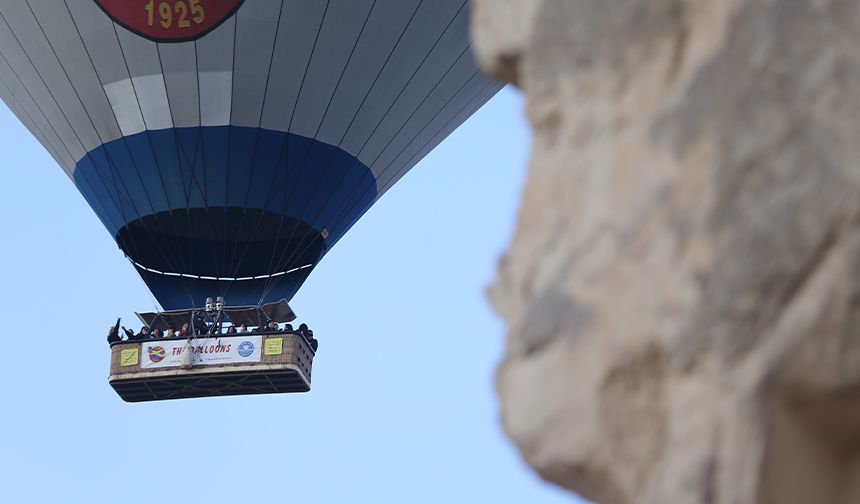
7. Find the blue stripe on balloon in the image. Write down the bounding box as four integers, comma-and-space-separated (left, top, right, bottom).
74, 126, 377, 250
73, 126, 378, 308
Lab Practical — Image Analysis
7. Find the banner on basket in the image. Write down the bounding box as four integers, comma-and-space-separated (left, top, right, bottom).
140, 336, 262, 369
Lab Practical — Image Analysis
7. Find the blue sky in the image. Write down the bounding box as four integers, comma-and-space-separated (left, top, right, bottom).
0, 86, 583, 504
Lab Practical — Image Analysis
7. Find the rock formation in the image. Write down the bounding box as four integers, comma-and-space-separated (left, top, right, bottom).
473, 1, 860, 503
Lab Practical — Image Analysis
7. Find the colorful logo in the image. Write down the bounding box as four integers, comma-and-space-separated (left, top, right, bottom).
237, 341, 255, 358
94, 0, 245, 43
148, 345, 167, 363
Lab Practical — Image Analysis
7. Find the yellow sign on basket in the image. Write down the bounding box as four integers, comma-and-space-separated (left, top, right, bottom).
264, 338, 284, 356
120, 348, 139, 367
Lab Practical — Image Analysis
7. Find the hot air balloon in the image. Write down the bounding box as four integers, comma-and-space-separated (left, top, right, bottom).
0, 0, 502, 400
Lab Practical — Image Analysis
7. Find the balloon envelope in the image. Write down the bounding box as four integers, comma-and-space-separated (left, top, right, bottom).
0, 0, 501, 309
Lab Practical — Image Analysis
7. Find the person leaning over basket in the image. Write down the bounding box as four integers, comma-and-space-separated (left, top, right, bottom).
107, 324, 121, 345
130, 326, 149, 340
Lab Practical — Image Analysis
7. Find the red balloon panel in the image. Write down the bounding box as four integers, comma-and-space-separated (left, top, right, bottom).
94, 0, 244, 42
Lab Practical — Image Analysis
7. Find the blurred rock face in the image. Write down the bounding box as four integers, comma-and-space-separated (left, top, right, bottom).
474, 1, 860, 503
